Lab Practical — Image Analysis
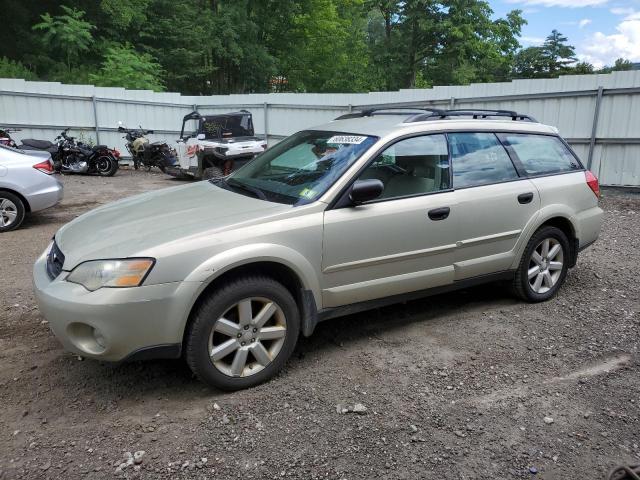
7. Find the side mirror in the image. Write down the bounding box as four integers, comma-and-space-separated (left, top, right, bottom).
196, 133, 206, 140
349, 179, 384, 205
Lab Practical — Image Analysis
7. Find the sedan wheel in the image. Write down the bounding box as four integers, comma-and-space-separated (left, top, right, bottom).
0, 193, 26, 232
209, 297, 287, 377
0, 198, 18, 228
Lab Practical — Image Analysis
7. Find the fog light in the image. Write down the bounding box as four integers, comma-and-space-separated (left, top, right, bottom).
93, 328, 106, 349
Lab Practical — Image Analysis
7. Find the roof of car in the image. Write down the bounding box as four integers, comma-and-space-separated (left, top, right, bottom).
311, 114, 559, 139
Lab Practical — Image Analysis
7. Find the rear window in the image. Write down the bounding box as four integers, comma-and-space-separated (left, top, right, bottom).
499, 133, 582, 176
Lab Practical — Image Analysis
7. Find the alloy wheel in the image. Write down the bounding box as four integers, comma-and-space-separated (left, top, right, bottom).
208, 297, 287, 377
0, 198, 18, 228
528, 237, 564, 294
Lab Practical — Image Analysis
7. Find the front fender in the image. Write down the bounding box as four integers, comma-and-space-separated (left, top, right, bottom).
183, 243, 322, 308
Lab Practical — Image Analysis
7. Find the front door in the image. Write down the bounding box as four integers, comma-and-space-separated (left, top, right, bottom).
321, 134, 459, 308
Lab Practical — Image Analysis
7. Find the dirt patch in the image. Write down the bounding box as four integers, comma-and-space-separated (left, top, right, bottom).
0, 172, 638, 479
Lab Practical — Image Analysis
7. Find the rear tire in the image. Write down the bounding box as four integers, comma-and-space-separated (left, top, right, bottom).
0, 191, 26, 232
97, 156, 118, 177
512, 226, 570, 302
185, 276, 300, 390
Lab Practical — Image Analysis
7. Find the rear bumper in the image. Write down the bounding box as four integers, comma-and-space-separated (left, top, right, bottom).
27, 176, 63, 212
574, 206, 604, 249
33, 247, 201, 362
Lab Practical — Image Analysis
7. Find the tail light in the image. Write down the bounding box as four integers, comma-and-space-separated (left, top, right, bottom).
112, 149, 121, 158
585, 170, 600, 198
33, 159, 54, 174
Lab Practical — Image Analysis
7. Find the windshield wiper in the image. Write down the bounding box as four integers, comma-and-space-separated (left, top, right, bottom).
225, 179, 267, 201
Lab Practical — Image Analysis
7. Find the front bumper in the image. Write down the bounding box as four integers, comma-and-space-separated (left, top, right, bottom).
33, 247, 202, 362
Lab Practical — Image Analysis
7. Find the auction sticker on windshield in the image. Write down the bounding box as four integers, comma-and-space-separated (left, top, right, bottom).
327, 135, 368, 145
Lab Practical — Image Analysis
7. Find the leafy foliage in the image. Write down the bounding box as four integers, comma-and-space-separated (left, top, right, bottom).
32, 5, 95, 72
0, 57, 37, 80
88, 45, 164, 91
0, 1, 635, 93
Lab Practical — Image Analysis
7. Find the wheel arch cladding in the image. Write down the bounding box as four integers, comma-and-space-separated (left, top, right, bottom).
182, 260, 317, 352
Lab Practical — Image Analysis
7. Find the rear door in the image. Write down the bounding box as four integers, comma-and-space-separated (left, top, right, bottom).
448, 132, 541, 280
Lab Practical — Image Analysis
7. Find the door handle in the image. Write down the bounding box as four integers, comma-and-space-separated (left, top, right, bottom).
518, 192, 534, 204
428, 207, 450, 221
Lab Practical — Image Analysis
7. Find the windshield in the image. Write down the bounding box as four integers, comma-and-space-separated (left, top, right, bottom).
223, 130, 377, 205
201, 114, 254, 139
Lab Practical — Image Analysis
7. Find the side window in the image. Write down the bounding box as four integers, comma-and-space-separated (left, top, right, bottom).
358, 134, 450, 200
499, 133, 581, 176
449, 132, 518, 188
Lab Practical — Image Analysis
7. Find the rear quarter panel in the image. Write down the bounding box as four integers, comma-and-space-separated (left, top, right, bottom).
509, 171, 603, 269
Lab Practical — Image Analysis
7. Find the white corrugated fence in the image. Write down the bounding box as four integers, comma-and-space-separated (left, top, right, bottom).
2, 71, 640, 186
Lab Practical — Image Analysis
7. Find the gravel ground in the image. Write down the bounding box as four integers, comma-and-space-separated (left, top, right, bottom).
0, 170, 638, 480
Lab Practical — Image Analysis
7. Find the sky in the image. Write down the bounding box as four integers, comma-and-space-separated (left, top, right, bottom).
491, 0, 640, 68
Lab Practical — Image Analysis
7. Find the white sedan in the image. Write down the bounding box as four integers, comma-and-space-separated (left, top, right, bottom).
0, 145, 63, 232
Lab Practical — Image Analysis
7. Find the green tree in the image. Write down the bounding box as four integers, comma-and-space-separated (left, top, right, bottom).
0, 57, 37, 80
32, 5, 95, 73
599, 57, 634, 73
513, 30, 578, 78
574, 61, 594, 74
88, 44, 164, 91
512, 47, 545, 78
613, 58, 634, 71
541, 29, 576, 75
427, 0, 525, 86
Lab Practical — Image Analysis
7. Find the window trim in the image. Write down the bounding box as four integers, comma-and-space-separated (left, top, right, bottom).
327, 129, 585, 210
496, 132, 586, 179
330, 131, 453, 209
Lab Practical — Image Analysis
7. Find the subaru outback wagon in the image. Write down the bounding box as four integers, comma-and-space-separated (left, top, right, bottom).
33, 108, 603, 390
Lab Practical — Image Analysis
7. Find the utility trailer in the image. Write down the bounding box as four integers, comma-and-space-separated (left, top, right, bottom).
170, 110, 267, 179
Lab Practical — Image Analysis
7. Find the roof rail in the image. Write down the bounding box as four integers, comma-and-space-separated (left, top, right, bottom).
335, 107, 445, 120
407, 109, 538, 123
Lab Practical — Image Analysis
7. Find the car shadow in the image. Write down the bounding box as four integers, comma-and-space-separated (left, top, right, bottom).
295, 281, 517, 358
52, 281, 516, 399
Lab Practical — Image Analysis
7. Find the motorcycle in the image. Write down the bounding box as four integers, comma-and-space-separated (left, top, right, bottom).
19, 129, 119, 176
118, 123, 177, 173
0, 128, 20, 148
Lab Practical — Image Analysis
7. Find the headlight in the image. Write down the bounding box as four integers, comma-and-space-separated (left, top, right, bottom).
66, 258, 155, 291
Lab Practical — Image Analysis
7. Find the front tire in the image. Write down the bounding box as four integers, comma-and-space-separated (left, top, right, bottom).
513, 226, 570, 302
0, 192, 26, 232
185, 276, 300, 390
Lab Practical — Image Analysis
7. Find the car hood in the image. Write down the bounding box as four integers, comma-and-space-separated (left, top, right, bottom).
56, 181, 289, 269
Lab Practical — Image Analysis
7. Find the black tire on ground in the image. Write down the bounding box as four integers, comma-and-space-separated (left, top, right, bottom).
185, 276, 300, 390
202, 166, 223, 180
97, 156, 119, 177
512, 225, 570, 302
0, 191, 26, 232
